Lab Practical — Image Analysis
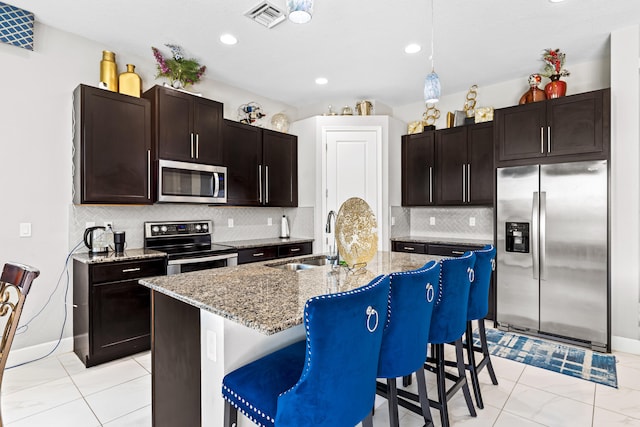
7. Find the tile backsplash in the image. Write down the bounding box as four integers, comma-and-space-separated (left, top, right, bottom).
69, 204, 314, 251
390, 206, 493, 240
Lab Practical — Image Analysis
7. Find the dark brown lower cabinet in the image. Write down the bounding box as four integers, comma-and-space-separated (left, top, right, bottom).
73, 257, 166, 367
237, 241, 313, 264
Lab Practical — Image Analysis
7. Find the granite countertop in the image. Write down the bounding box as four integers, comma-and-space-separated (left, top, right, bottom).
139, 251, 442, 335
216, 237, 314, 249
391, 236, 493, 246
73, 248, 166, 264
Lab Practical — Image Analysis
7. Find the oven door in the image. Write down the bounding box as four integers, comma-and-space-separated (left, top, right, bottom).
167, 253, 238, 275
158, 159, 226, 204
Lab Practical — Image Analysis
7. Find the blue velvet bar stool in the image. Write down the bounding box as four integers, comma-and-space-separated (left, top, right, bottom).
424, 252, 477, 427
464, 244, 498, 409
375, 260, 440, 427
222, 274, 390, 427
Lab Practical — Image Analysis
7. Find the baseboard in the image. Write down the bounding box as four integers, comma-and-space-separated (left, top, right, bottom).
612, 335, 640, 355
6, 337, 73, 368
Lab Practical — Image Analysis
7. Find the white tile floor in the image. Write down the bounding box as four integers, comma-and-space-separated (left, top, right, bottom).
2, 334, 640, 427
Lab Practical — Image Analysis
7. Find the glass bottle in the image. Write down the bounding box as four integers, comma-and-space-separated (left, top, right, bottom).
118, 64, 142, 97
99, 50, 118, 92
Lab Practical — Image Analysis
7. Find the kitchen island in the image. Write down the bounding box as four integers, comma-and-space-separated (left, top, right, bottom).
140, 251, 443, 427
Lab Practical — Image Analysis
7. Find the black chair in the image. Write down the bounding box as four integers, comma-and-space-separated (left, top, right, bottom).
0, 262, 40, 427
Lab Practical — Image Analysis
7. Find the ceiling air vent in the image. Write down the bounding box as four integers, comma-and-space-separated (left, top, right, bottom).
245, 1, 286, 29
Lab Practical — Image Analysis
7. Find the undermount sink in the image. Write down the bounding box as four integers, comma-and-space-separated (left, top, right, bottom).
268, 255, 332, 271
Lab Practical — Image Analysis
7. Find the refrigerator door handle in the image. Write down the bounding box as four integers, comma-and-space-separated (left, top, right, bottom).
532, 191, 539, 279
429, 166, 433, 203
462, 165, 466, 203
540, 191, 547, 280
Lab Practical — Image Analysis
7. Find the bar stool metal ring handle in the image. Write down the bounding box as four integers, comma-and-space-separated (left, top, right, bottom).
366, 306, 379, 333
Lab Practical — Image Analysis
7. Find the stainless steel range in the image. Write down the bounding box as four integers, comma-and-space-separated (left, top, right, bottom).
144, 220, 238, 275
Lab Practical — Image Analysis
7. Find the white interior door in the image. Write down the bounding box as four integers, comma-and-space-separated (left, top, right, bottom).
324, 128, 381, 252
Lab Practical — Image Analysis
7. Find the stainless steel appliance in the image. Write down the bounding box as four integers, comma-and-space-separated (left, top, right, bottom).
158, 160, 227, 204
144, 220, 237, 274
496, 160, 609, 352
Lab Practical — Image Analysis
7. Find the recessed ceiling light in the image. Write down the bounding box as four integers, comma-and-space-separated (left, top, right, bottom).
315, 77, 328, 85
549, 0, 565, 2
220, 34, 238, 45
405, 43, 422, 54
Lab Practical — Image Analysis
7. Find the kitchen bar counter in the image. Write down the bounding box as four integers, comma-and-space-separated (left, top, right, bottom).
140, 251, 441, 335
72, 248, 166, 264
139, 251, 442, 427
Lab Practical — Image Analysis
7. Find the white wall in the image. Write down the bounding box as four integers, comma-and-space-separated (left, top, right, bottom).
0, 22, 296, 359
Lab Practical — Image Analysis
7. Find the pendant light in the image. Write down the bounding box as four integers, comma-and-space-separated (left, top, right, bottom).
287, 0, 313, 24
423, 0, 441, 103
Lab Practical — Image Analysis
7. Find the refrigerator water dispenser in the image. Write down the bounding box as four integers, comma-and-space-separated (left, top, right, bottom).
505, 222, 529, 253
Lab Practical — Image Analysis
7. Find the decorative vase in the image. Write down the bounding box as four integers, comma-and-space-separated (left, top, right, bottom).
118, 64, 142, 97
99, 50, 118, 92
544, 74, 567, 99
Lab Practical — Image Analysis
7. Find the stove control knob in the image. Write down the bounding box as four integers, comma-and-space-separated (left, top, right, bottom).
195, 224, 202, 231
160, 226, 168, 233
202, 224, 209, 231
151, 226, 160, 234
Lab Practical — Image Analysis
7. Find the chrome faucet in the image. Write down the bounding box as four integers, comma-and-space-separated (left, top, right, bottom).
325, 210, 339, 266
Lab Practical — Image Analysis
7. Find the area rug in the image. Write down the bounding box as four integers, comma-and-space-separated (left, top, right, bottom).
473, 328, 618, 388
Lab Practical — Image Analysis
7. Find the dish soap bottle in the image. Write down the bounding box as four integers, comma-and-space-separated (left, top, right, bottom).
280, 215, 290, 239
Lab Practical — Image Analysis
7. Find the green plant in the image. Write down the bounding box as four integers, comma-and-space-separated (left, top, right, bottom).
152, 44, 206, 88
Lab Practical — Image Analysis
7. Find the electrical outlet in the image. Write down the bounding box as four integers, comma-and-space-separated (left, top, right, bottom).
19, 222, 32, 237
268, 217, 272, 226
391, 216, 396, 226
429, 217, 436, 226
469, 217, 476, 227
228, 218, 234, 228
104, 221, 113, 229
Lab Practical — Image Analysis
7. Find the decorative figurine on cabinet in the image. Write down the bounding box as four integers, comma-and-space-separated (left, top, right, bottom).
519, 73, 547, 105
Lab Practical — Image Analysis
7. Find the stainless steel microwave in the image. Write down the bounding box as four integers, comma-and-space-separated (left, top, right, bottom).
158, 159, 227, 204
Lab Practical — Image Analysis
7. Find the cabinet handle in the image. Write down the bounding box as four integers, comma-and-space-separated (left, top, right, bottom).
258, 165, 263, 203
190, 133, 195, 158
429, 166, 433, 204
290, 248, 301, 252
451, 250, 465, 255
547, 126, 551, 153
467, 163, 471, 203
253, 252, 265, 257
195, 134, 199, 159
265, 165, 269, 204
147, 150, 151, 200
122, 267, 141, 273
540, 127, 544, 154
403, 246, 415, 251
462, 165, 466, 203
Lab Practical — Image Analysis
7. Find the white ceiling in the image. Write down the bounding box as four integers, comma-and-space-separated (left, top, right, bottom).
10, 0, 640, 108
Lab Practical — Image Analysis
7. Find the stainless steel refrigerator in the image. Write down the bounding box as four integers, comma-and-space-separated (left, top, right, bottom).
496, 160, 609, 352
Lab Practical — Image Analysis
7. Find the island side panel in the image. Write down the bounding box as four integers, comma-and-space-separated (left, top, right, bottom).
200, 308, 305, 426
152, 290, 201, 427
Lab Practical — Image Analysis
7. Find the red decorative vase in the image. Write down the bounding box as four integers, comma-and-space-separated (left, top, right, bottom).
544, 74, 567, 99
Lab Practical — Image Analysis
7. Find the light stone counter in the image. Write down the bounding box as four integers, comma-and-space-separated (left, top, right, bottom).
139, 251, 443, 335
73, 248, 166, 264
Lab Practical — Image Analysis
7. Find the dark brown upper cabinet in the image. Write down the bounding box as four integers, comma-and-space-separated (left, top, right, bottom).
495, 88, 609, 167
435, 122, 493, 206
223, 120, 298, 207
143, 85, 223, 165
401, 131, 436, 206
73, 84, 152, 204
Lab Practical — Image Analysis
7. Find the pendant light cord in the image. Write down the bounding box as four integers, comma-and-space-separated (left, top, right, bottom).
430, 0, 435, 72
